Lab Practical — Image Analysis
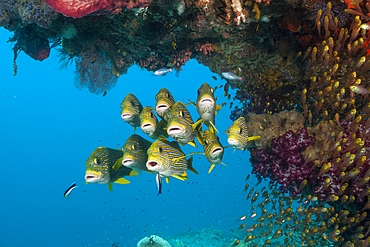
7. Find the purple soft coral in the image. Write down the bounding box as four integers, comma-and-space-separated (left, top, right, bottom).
252, 128, 316, 197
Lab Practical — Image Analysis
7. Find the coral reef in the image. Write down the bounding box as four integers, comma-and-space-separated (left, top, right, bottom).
137, 235, 171, 247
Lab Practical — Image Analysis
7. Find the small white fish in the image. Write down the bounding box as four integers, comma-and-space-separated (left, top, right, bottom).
64, 182, 78, 199
153, 68, 173, 76
221, 72, 243, 81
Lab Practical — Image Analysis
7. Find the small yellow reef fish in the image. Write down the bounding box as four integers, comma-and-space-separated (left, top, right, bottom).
120, 134, 153, 173
350, 85, 370, 95
85, 147, 138, 191
225, 117, 261, 150
166, 101, 199, 147
155, 88, 175, 120
192, 83, 221, 134
120, 93, 143, 132
139, 106, 168, 140
146, 139, 198, 182
202, 129, 226, 173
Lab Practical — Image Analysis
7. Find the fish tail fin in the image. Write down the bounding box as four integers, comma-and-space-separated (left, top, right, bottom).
133, 127, 136, 133
187, 156, 198, 175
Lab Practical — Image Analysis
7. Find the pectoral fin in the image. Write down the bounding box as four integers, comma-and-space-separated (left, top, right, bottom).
166, 177, 170, 183
129, 170, 139, 176
224, 130, 229, 135
188, 141, 197, 148
247, 136, 261, 141
112, 158, 123, 172
108, 183, 113, 192
209, 121, 219, 134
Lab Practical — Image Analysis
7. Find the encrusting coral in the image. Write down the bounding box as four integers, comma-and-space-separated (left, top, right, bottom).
137, 235, 171, 247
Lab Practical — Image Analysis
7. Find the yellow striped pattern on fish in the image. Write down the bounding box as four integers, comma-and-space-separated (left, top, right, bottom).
121, 134, 152, 172
155, 88, 175, 120
195, 83, 218, 133
140, 106, 166, 139
166, 101, 197, 146
146, 139, 196, 180
120, 93, 143, 130
85, 147, 133, 188
226, 117, 260, 150
202, 129, 224, 173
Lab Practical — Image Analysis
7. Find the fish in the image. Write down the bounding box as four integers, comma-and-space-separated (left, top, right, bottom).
155, 88, 176, 120
64, 182, 78, 199
139, 106, 168, 140
85, 147, 138, 191
166, 101, 199, 147
202, 129, 226, 173
156, 172, 162, 195
120, 93, 143, 132
222, 72, 243, 81
103, 90, 107, 97
153, 68, 173, 76
192, 83, 221, 134
350, 85, 370, 94
225, 117, 261, 150
120, 134, 153, 173
146, 139, 198, 181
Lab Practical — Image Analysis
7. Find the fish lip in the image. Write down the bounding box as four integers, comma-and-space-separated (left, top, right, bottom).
141, 123, 154, 129
122, 159, 134, 167
167, 125, 184, 135
227, 138, 240, 146
200, 97, 214, 105
146, 160, 161, 170
156, 104, 169, 112
211, 147, 223, 155
121, 113, 133, 120
85, 174, 100, 183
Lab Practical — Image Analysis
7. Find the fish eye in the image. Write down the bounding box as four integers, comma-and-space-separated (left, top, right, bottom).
210, 88, 214, 93
204, 140, 208, 146
132, 144, 138, 150
150, 111, 155, 118
180, 111, 185, 117
158, 147, 163, 153
197, 89, 200, 95
167, 93, 171, 98
239, 128, 243, 134
131, 100, 135, 105
94, 158, 101, 165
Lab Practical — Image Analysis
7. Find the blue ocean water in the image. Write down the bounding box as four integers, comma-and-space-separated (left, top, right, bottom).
0, 27, 255, 246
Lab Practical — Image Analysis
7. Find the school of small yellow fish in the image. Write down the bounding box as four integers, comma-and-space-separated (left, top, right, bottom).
84, 82, 261, 195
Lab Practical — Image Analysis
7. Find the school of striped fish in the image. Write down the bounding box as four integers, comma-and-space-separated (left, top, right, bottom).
81, 82, 261, 194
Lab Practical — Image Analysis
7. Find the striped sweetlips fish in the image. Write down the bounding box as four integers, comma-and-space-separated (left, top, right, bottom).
120, 134, 153, 173
225, 117, 261, 151
120, 93, 143, 132
193, 83, 221, 134
139, 106, 168, 140
146, 139, 198, 182
202, 129, 226, 173
166, 101, 199, 147
85, 147, 137, 191
155, 88, 175, 120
